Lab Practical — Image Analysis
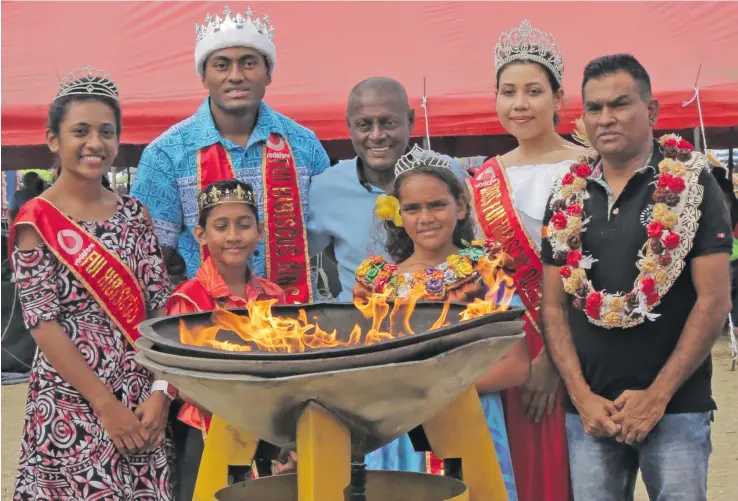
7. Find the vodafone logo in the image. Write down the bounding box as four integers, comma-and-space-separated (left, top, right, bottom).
57, 229, 83, 255
474, 179, 497, 189
266, 136, 286, 151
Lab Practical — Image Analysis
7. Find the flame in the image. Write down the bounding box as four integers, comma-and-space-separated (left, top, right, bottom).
179, 252, 516, 353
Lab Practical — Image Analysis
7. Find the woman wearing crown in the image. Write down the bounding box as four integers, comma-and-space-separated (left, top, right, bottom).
354, 146, 531, 500
8, 68, 174, 500
465, 19, 585, 501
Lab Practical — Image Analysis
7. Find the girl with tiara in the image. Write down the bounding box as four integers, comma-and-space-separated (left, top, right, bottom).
8, 68, 174, 500
354, 145, 531, 501
466, 19, 586, 501
165, 179, 288, 498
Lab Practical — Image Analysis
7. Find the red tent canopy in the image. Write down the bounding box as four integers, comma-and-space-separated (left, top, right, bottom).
3, 1, 738, 146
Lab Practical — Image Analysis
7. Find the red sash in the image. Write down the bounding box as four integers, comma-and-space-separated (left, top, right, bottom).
9, 198, 146, 347
468, 157, 572, 501
197, 144, 236, 263
197, 135, 313, 305
467, 157, 543, 334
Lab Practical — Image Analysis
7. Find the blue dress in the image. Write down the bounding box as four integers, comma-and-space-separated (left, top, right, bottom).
363, 293, 522, 501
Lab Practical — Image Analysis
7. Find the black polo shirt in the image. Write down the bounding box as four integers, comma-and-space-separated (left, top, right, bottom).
541, 144, 732, 414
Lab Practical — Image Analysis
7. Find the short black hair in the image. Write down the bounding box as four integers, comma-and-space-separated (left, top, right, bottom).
582, 54, 652, 99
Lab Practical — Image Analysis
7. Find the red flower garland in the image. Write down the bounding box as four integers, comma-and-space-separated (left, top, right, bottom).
547, 135, 696, 327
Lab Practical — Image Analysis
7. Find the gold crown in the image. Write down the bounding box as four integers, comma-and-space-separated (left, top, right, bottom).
198, 183, 257, 211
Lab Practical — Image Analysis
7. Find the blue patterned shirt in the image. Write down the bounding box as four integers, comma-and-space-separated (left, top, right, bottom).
131, 98, 330, 279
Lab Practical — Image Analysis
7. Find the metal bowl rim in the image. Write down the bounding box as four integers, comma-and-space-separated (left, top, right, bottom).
137, 302, 525, 361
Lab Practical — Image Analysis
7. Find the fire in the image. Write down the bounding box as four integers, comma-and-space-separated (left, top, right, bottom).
179, 252, 516, 353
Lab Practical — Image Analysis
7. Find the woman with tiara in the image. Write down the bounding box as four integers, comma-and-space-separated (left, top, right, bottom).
466, 20, 587, 501
8, 68, 174, 500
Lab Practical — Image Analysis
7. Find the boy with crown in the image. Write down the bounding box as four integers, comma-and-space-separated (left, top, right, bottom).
131, 5, 329, 300
130, 6, 329, 499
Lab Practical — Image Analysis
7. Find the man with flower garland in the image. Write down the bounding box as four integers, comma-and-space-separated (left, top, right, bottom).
540, 54, 731, 501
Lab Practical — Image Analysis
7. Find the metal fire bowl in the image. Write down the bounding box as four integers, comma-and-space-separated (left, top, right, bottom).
134, 333, 523, 456
136, 302, 524, 361
135, 317, 523, 377
216, 471, 468, 501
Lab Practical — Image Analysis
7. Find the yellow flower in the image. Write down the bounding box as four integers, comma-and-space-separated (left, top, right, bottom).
413, 281, 426, 295
603, 312, 622, 326
609, 297, 625, 312
564, 278, 579, 294
640, 256, 657, 273
658, 159, 678, 174
653, 269, 668, 284
447, 254, 461, 268
561, 186, 574, 198
670, 163, 686, 177
570, 269, 587, 284
662, 212, 678, 229
375, 195, 403, 227
356, 260, 372, 277
556, 228, 572, 244
568, 217, 582, 232
652, 203, 669, 222
456, 261, 474, 277
573, 178, 587, 191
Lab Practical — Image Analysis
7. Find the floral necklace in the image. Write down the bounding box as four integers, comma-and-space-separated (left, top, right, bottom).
546, 135, 705, 329
355, 240, 494, 299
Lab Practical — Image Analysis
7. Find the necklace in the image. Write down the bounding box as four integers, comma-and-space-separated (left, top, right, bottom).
546, 135, 705, 329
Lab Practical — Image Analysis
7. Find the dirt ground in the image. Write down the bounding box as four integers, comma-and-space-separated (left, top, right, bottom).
2, 339, 737, 500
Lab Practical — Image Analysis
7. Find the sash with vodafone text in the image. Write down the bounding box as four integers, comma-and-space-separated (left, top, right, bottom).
467, 156, 544, 333
197, 134, 313, 304
9, 198, 147, 347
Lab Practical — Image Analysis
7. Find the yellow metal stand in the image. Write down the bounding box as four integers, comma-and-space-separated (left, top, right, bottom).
423, 387, 509, 501
296, 402, 352, 501
193, 415, 259, 501
196, 389, 504, 501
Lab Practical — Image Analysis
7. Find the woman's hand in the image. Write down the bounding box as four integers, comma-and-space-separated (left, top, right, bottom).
98, 398, 151, 454
134, 391, 171, 450
520, 351, 561, 423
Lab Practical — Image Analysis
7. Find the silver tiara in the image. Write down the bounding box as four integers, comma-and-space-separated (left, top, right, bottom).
196, 6, 274, 44
55, 66, 118, 102
394, 144, 452, 178
494, 20, 563, 85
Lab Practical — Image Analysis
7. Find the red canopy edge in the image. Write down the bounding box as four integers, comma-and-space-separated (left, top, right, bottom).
3, 2, 738, 145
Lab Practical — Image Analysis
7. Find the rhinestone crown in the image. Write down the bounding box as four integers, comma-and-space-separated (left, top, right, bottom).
195, 6, 274, 44
55, 66, 118, 102
494, 20, 564, 85
394, 144, 453, 178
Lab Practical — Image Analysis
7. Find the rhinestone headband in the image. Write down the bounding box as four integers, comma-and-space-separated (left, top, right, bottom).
394, 144, 452, 178
198, 183, 257, 212
494, 20, 564, 85
196, 6, 274, 44
54, 66, 118, 102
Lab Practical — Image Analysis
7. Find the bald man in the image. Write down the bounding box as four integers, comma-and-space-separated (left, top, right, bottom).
307, 77, 468, 301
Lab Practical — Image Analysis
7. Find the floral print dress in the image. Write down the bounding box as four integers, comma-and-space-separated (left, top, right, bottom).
10, 196, 174, 501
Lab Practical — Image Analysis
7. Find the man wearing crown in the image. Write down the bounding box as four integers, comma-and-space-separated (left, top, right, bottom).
132, 5, 329, 303
130, 6, 329, 499
541, 54, 731, 500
